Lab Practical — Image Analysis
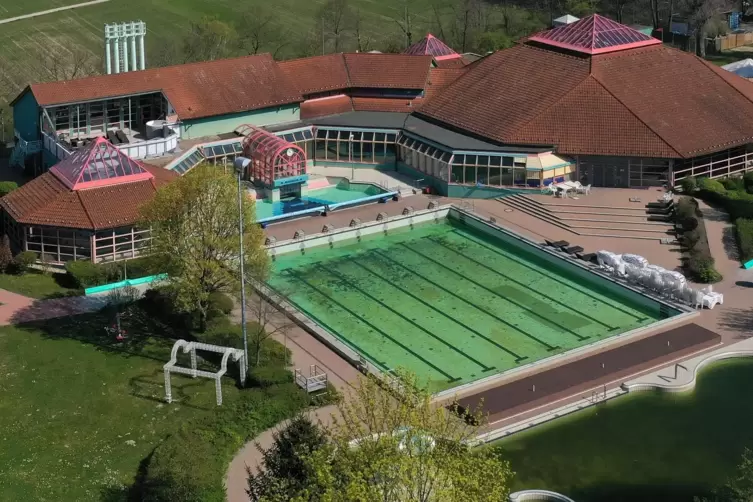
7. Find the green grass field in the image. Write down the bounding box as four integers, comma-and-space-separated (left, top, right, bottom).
0, 0, 435, 106
0, 306, 306, 501
0, 271, 80, 298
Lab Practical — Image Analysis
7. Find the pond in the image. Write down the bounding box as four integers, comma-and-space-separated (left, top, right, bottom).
493, 359, 753, 501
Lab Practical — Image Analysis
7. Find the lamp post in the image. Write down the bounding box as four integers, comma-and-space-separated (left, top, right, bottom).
349, 133, 355, 180
236, 164, 248, 381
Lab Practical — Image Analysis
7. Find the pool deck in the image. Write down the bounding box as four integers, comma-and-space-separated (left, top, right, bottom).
458, 323, 720, 425
260, 182, 753, 441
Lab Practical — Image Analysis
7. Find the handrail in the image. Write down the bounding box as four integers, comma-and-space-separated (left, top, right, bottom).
509, 490, 575, 502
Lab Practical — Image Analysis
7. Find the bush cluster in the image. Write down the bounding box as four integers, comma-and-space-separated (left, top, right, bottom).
676, 196, 722, 283
0, 181, 18, 197
696, 176, 753, 220
64, 256, 164, 288
736, 218, 753, 263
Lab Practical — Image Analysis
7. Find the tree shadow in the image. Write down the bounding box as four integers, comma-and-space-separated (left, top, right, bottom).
717, 308, 753, 336
129, 373, 212, 411
736, 281, 753, 288
569, 481, 710, 502
722, 226, 741, 261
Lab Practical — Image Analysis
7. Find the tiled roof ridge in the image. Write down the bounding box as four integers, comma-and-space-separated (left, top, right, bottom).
341, 53, 354, 88
589, 72, 682, 157
75, 190, 97, 229
521, 42, 588, 63
11, 175, 77, 228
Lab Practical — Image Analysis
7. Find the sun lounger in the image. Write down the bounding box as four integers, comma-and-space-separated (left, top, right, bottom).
565, 245, 584, 254
115, 130, 129, 144
552, 240, 569, 248
106, 130, 120, 145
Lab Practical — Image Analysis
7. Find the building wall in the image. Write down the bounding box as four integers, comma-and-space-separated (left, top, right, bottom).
13, 90, 40, 142
180, 104, 300, 139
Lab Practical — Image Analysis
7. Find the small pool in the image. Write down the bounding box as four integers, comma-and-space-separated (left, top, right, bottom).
255, 182, 388, 221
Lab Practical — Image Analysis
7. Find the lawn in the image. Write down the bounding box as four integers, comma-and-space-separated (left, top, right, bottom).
0, 271, 80, 299
705, 50, 752, 67
0, 0, 84, 19
0, 305, 308, 501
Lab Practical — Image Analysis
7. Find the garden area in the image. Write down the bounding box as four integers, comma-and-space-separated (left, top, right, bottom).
0, 290, 317, 502
682, 173, 753, 267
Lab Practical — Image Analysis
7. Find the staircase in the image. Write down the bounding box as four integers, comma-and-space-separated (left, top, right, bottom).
498, 193, 676, 240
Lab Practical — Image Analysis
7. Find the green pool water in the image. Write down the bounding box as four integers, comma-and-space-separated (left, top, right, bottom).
493, 359, 753, 501
255, 182, 386, 220
268, 219, 666, 392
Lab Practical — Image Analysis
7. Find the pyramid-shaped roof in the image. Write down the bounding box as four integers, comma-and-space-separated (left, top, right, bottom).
529, 14, 661, 55
50, 137, 154, 190
722, 58, 753, 78
404, 34, 460, 60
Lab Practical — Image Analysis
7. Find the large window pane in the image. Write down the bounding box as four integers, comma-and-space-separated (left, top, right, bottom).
327, 140, 339, 160
374, 143, 387, 164
476, 165, 489, 185
351, 141, 362, 161
339, 140, 350, 159
464, 166, 476, 184
386, 133, 396, 142
451, 165, 464, 183
362, 142, 373, 163
488, 166, 501, 186
374, 132, 385, 142
327, 130, 338, 139
490, 156, 502, 166
454, 154, 465, 165
502, 156, 513, 167
465, 155, 477, 165
316, 129, 327, 139
351, 131, 362, 141
315, 139, 327, 159
385, 143, 396, 162
500, 168, 513, 185
513, 168, 525, 185
362, 132, 373, 141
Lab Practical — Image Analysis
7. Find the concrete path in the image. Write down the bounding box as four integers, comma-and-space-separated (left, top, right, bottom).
0, 289, 105, 325
0, 0, 110, 24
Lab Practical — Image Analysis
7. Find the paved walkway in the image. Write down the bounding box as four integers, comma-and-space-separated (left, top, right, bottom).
0, 289, 105, 325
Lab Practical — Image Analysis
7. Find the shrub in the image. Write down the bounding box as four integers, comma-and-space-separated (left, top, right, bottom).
0, 181, 18, 197
249, 365, 293, 387
200, 322, 242, 348
744, 171, 753, 194
680, 176, 697, 194
737, 218, 753, 263
698, 177, 727, 194
65, 260, 105, 288
722, 176, 746, 192
0, 235, 12, 273
12, 250, 37, 274
122, 255, 164, 280
208, 292, 234, 316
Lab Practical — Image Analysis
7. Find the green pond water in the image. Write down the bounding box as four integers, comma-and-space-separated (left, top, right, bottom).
494, 359, 753, 502
268, 218, 666, 392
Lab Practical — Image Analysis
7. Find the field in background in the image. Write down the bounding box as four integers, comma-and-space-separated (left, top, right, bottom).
0, 0, 84, 19
0, 0, 436, 113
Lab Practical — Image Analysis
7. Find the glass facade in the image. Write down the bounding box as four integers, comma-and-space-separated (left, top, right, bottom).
397, 135, 451, 181
275, 129, 314, 160
314, 129, 398, 164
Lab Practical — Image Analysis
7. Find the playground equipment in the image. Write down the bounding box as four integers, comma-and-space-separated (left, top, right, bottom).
294, 365, 328, 393
163, 340, 246, 406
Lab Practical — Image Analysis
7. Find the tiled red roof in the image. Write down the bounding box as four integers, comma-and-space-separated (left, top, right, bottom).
418, 41, 753, 158
435, 58, 468, 69
278, 54, 350, 95
25, 54, 302, 120
0, 163, 176, 230
351, 97, 416, 112
342, 53, 433, 89
423, 68, 468, 102
300, 95, 353, 119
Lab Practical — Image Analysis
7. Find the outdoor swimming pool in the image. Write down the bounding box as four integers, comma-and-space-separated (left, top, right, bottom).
254, 182, 388, 221
267, 215, 679, 392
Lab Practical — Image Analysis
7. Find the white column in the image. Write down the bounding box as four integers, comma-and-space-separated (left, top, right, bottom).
105, 40, 112, 74
130, 34, 137, 72
113, 38, 120, 73
139, 35, 145, 70
123, 37, 129, 72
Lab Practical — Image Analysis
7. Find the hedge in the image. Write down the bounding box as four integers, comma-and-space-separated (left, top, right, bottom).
0, 181, 18, 197
676, 196, 722, 283
737, 218, 753, 263
697, 177, 753, 220
65, 255, 164, 289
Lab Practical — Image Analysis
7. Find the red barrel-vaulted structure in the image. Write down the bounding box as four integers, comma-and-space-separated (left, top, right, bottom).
236, 124, 307, 192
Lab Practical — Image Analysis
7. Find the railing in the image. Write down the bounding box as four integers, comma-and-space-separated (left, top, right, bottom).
294, 365, 328, 393
672, 148, 753, 186
42, 129, 178, 162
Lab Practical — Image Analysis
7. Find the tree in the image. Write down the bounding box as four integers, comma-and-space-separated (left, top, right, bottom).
140, 163, 267, 331
352, 9, 375, 52
394, 0, 416, 49
0, 235, 13, 273
682, 0, 732, 57
297, 370, 513, 501
245, 290, 294, 366
247, 414, 329, 501
37, 46, 99, 82
319, 0, 353, 53
697, 448, 753, 501
183, 17, 239, 63
238, 6, 288, 58
565, 0, 601, 17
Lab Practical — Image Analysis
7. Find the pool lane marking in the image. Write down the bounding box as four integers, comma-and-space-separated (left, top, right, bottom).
452, 230, 646, 321
350, 258, 523, 365
264, 281, 388, 369
424, 236, 617, 332
371, 249, 556, 355
400, 242, 589, 344
317, 264, 495, 373
283, 269, 460, 382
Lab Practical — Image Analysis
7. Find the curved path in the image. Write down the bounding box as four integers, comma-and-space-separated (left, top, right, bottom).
0, 0, 110, 24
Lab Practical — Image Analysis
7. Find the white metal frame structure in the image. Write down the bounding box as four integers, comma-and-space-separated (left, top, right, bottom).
294, 364, 328, 393
163, 339, 246, 406
105, 21, 147, 74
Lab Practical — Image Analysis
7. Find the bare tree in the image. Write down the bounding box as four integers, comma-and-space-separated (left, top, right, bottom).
183, 16, 239, 63
319, 0, 353, 53
393, 0, 416, 49
238, 6, 286, 56
245, 290, 294, 367
683, 0, 732, 57
352, 8, 375, 52
38, 47, 99, 82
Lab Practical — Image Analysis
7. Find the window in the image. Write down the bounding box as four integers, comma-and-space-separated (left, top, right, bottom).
362, 132, 373, 141
454, 155, 465, 165
502, 156, 513, 167
464, 166, 476, 184
490, 156, 501, 166
374, 132, 385, 142
327, 130, 338, 139
386, 133, 397, 142
451, 164, 464, 183
465, 155, 476, 165
351, 131, 362, 141
316, 129, 327, 139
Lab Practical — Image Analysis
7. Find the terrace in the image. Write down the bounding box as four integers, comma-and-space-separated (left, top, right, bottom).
40, 91, 180, 163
